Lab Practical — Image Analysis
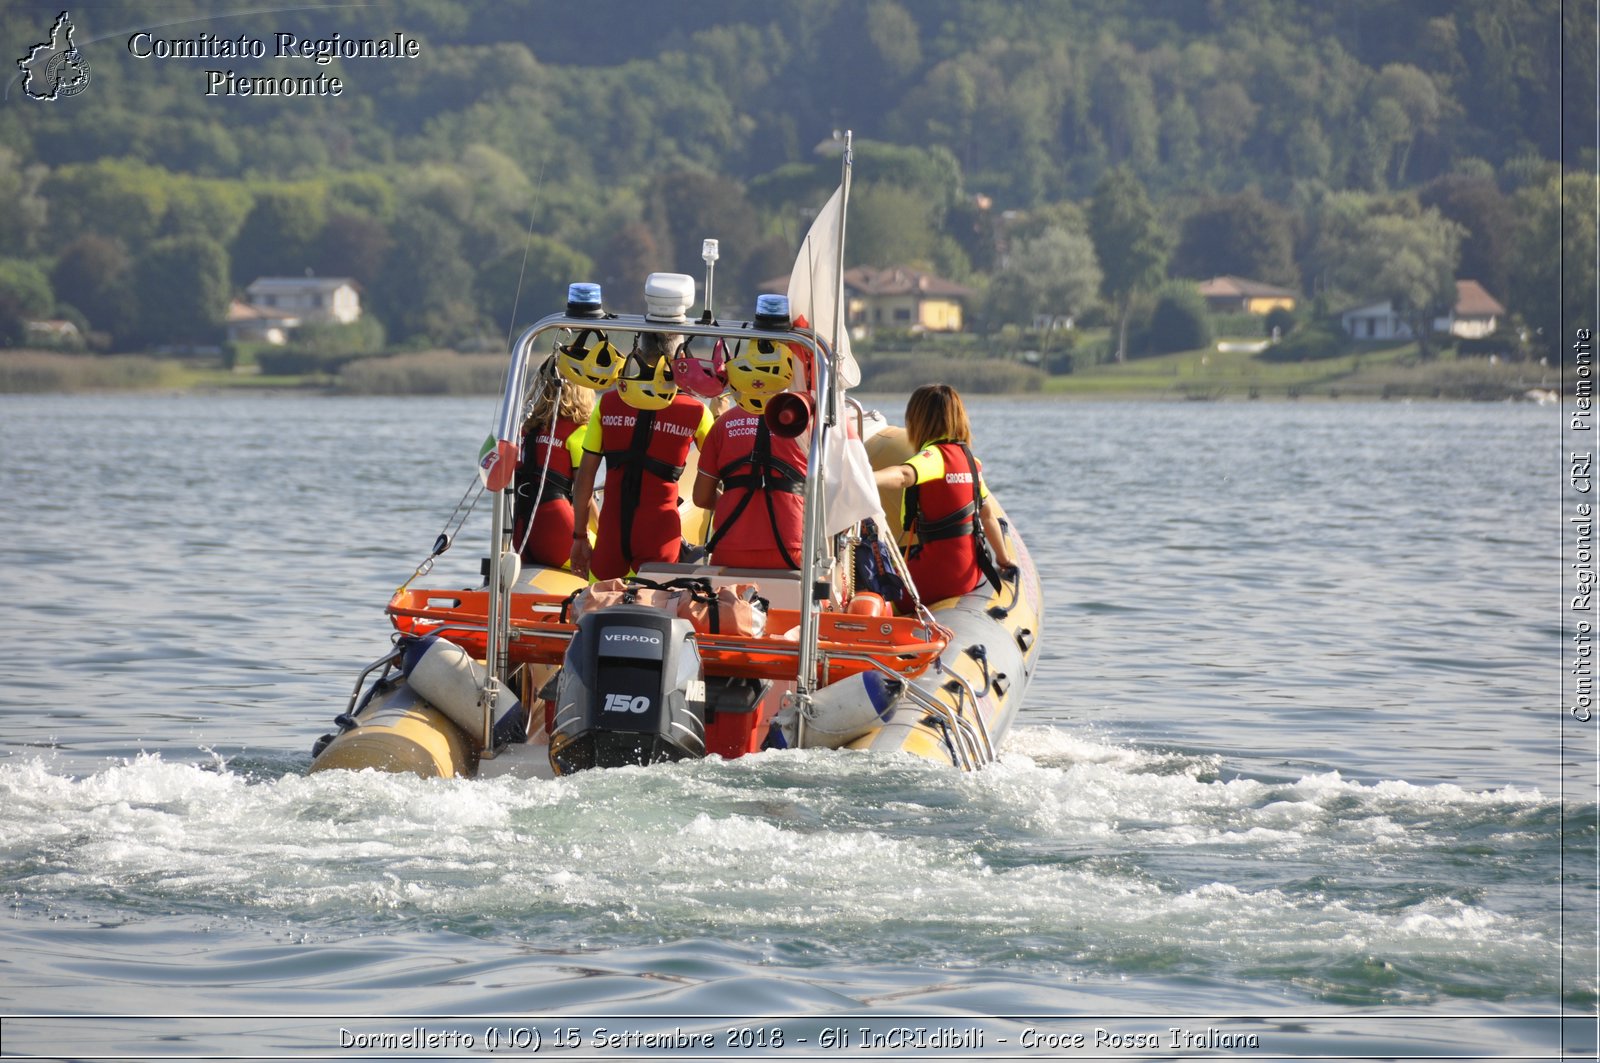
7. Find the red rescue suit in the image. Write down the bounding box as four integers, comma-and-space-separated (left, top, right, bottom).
512, 416, 585, 569
700, 409, 809, 570
582, 390, 711, 581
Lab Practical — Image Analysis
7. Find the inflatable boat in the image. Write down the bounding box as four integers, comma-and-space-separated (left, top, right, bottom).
309, 153, 1042, 779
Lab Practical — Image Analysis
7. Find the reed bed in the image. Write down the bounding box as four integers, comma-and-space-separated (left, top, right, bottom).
858, 356, 1045, 395
0, 351, 173, 392
335, 351, 508, 395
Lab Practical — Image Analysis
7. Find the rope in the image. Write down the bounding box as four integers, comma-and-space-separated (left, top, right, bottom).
397, 361, 562, 594
512, 365, 559, 557
396, 474, 486, 594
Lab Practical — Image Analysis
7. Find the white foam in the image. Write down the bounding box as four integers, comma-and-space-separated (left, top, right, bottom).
0, 748, 1563, 985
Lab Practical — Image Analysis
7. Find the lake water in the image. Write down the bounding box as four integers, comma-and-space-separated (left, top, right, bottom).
0, 393, 1590, 1060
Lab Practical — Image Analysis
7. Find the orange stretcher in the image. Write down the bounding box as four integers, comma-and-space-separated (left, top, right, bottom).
386, 587, 949, 685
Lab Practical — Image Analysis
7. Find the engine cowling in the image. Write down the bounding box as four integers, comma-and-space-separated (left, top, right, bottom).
548, 605, 708, 774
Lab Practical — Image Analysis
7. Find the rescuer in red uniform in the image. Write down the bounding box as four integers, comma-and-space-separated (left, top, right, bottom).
569, 334, 713, 581
692, 339, 809, 570
512, 357, 596, 569
875, 382, 1015, 604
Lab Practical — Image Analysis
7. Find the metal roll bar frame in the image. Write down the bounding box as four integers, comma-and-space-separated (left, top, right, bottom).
481, 311, 840, 749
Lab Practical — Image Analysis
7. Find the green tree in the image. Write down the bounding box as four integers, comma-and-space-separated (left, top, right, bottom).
1194, 81, 1259, 163
1159, 93, 1203, 179
1362, 63, 1444, 185
645, 170, 761, 278
1333, 208, 1465, 358
1286, 118, 1333, 183
986, 226, 1102, 328
161, 179, 253, 245
1171, 189, 1299, 288
1089, 168, 1169, 362
1090, 42, 1159, 170
44, 159, 171, 248
477, 235, 594, 337
1140, 282, 1213, 356
0, 258, 53, 347
851, 142, 964, 219
1418, 174, 1514, 304
327, 172, 398, 222
456, 143, 538, 262
845, 183, 941, 269
314, 212, 393, 288
594, 220, 665, 307
50, 235, 137, 344
374, 208, 479, 345
0, 148, 48, 257
1510, 172, 1597, 365
230, 185, 327, 287
131, 235, 231, 348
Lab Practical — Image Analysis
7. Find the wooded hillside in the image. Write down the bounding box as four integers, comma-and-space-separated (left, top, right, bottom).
0, 0, 1588, 364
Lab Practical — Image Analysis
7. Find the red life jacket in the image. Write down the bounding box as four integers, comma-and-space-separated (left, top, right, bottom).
902, 442, 988, 603
591, 390, 705, 578
702, 410, 807, 570
513, 416, 581, 567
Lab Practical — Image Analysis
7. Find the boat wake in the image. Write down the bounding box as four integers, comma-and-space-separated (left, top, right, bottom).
0, 726, 1576, 1013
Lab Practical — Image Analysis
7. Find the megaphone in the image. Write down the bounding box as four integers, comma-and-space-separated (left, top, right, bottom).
764, 391, 812, 438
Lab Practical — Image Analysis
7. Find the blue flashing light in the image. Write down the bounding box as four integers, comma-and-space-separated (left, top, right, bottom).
567, 282, 603, 316
754, 293, 791, 328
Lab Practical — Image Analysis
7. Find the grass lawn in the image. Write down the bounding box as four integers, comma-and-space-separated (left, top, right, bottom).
2, 342, 1558, 402
1042, 337, 1553, 400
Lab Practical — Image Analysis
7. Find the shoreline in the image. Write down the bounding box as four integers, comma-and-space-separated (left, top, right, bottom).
0, 348, 1559, 404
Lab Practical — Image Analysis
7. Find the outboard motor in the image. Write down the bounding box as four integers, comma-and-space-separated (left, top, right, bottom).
549, 605, 708, 774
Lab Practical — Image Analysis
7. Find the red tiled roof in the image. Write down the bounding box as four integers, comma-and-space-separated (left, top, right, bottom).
761, 266, 974, 300
1454, 280, 1504, 317
845, 266, 973, 298
1196, 275, 1298, 299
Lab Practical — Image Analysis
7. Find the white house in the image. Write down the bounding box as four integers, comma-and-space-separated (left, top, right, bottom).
243, 276, 361, 325
228, 276, 362, 346
1343, 280, 1508, 342
225, 300, 297, 345
1340, 301, 1413, 341
1432, 280, 1505, 339
23, 319, 83, 348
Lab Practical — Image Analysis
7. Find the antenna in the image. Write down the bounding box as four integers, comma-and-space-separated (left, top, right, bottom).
502, 162, 547, 354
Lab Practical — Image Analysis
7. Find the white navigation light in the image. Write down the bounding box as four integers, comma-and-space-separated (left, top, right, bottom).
702, 239, 719, 264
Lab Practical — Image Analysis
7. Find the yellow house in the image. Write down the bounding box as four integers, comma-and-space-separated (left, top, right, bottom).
843, 266, 972, 333
1197, 275, 1298, 315
762, 266, 974, 335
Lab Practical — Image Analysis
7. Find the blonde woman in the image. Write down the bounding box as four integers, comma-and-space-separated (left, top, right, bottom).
513, 357, 596, 569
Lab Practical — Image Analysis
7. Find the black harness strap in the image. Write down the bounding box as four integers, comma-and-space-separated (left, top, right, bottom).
909, 498, 977, 543
955, 441, 1004, 592
516, 467, 574, 505
513, 423, 575, 543
602, 411, 687, 571
704, 420, 804, 570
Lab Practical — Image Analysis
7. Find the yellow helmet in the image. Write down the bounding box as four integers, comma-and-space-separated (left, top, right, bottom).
615, 348, 679, 410
726, 338, 796, 401
556, 329, 622, 390
733, 389, 777, 415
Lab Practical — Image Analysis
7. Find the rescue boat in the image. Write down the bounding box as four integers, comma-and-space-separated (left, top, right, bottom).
309, 142, 1042, 779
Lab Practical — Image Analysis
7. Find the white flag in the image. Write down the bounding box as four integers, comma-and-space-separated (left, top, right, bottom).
788, 185, 861, 389
787, 186, 881, 533
824, 434, 884, 536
